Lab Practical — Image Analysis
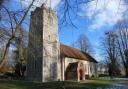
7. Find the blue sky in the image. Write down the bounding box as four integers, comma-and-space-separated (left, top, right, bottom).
9, 0, 127, 61
57, 0, 127, 61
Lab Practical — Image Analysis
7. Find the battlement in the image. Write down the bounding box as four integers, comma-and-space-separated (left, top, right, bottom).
31, 4, 57, 17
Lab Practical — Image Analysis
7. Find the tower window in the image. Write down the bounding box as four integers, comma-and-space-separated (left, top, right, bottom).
48, 35, 50, 40
50, 17, 53, 25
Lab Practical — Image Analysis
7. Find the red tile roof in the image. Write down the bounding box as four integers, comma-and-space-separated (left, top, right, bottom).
60, 44, 97, 63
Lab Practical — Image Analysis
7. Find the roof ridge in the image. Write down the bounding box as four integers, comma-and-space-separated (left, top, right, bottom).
60, 44, 97, 63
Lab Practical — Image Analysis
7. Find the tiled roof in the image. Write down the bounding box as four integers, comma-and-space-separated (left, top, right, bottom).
60, 44, 97, 63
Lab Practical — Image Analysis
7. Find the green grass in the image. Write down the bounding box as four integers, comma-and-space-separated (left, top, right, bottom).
81, 79, 115, 88
0, 79, 116, 89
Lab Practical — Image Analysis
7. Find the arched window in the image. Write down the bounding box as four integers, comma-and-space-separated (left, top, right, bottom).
48, 35, 50, 40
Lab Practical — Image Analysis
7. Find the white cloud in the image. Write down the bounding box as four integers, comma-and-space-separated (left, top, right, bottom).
80, 0, 127, 31
19, 0, 61, 10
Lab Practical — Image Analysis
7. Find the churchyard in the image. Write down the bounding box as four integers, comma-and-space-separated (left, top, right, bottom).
0, 0, 128, 89
0, 78, 128, 89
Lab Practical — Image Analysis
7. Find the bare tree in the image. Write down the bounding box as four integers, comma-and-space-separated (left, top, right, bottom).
115, 20, 128, 77
0, 0, 4, 6
0, 0, 35, 69
0, 0, 126, 72
101, 32, 121, 77
0, 0, 97, 69
0, 0, 4, 10
57, 0, 96, 29
73, 34, 93, 54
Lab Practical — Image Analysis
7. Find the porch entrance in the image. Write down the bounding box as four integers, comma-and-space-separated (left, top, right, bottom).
65, 62, 85, 81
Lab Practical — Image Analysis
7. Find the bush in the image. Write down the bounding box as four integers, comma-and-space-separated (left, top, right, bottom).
99, 74, 108, 77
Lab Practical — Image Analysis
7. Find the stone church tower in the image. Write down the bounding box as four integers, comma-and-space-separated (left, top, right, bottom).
27, 4, 61, 82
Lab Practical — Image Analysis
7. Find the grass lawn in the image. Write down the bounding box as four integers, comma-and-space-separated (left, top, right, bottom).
0, 79, 116, 89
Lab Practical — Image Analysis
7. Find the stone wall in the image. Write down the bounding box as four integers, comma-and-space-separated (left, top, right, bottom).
27, 5, 61, 82
27, 8, 43, 81
42, 5, 61, 82
62, 57, 97, 79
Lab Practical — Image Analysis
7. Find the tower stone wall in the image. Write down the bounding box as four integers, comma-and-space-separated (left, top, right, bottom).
27, 4, 61, 82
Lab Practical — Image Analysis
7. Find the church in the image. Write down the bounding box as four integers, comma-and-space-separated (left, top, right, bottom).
27, 4, 98, 82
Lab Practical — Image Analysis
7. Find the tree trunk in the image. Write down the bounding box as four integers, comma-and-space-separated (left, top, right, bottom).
125, 67, 128, 77
0, 36, 14, 68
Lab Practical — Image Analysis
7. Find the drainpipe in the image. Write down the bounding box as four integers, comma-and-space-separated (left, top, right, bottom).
60, 56, 63, 81
88, 62, 90, 78
64, 57, 65, 80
